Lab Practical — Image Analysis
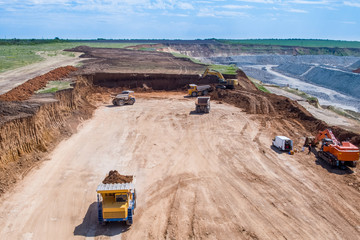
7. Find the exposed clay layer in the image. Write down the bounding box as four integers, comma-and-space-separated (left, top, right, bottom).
0, 76, 95, 194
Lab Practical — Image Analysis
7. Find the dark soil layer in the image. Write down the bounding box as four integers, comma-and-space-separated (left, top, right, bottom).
66, 46, 207, 75
85, 72, 223, 90
102, 170, 133, 184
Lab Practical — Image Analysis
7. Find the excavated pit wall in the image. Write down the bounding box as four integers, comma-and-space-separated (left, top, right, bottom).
85, 72, 229, 89
1, 70, 359, 194
0, 77, 94, 193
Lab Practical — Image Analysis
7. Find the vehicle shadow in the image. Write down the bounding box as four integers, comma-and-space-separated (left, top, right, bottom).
270, 145, 287, 154
189, 110, 207, 115
312, 149, 354, 175
105, 104, 131, 108
183, 95, 193, 98
73, 202, 129, 237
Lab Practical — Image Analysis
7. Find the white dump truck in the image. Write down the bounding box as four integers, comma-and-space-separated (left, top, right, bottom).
112, 90, 135, 106
272, 136, 293, 151
195, 96, 210, 113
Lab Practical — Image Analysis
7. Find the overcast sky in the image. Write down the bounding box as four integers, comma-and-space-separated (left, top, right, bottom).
0, 0, 359, 40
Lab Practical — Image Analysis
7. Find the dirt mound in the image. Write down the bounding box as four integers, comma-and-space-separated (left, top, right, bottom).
0, 101, 40, 125
0, 66, 77, 102
102, 170, 133, 184
211, 89, 275, 114
236, 69, 258, 91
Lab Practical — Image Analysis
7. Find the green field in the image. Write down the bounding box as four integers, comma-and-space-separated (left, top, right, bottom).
36, 80, 73, 94
217, 39, 360, 48
208, 64, 238, 75
0, 39, 146, 73
170, 52, 206, 65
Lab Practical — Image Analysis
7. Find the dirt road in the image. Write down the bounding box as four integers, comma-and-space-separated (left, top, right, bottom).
0, 93, 359, 239
0, 53, 84, 95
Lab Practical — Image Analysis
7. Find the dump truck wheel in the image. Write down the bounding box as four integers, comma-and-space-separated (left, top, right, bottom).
112, 99, 118, 106
196, 106, 200, 113
118, 99, 125, 106
191, 92, 198, 97
350, 161, 357, 167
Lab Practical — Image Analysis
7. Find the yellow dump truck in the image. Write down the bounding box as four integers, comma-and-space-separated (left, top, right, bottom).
96, 173, 136, 225
188, 84, 212, 97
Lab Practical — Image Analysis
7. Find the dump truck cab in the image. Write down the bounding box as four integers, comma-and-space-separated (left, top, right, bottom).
96, 181, 136, 225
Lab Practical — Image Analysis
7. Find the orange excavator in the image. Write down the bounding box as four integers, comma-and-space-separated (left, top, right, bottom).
314, 129, 359, 168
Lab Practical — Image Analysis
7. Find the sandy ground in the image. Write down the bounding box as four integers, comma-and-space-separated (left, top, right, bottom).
0, 52, 84, 95
267, 86, 360, 134
0, 93, 359, 239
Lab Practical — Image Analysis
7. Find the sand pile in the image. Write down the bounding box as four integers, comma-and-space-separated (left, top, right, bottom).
102, 170, 133, 184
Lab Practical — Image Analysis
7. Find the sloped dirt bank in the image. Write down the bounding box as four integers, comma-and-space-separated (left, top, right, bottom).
210, 74, 360, 146
0, 76, 95, 194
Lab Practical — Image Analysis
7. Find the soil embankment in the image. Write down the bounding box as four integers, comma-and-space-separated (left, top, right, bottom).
0, 69, 95, 193
210, 72, 360, 146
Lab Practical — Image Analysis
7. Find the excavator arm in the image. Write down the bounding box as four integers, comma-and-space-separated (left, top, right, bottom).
202, 67, 226, 81
314, 129, 340, 145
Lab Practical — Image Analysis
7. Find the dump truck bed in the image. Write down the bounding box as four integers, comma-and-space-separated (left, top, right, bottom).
196, 97, 210, 105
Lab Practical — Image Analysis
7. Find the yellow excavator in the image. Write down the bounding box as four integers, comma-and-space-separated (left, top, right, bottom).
202, 67, 238, 89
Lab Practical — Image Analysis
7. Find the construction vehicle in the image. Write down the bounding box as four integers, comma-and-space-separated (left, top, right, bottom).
315, 129, 359, 168
202, 67, 238, 89
188, 84, 212, 97
112, 90, 135, 106
195, 97, 210, 113
96, 173, 136, 225
272, 136, 293, 151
